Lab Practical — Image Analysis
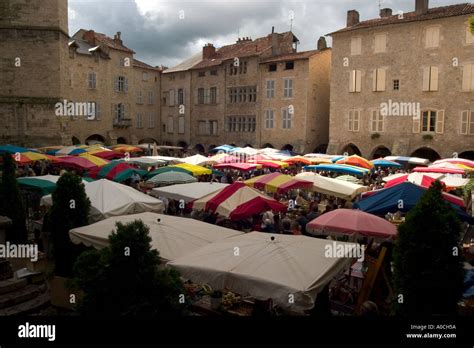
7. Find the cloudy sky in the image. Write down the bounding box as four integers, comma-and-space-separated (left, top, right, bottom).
68, 0, 464, 68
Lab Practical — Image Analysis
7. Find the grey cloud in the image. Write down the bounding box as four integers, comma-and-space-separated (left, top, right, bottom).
69, 0, 467, 67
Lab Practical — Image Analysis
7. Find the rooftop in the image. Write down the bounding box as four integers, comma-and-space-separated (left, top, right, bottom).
259, 49, 325, 64
330, 2, 474, 35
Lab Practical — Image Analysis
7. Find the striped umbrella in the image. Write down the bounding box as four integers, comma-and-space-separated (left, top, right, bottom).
78, 153, 109, 167
244, 172, 313, 194
48, 146, 87, 156
248, 160, 289, 169
336, 155, 373, 169
213, 163, 262, 172
11, 151, 54, 164
0, 144, 37, 154
191, 182, 287, 220
304, 164, 370, 177
54, 156, 103, 170
110, 145, 143, 154
17, 175, 92, 195
371, 158, 402, 168
432, 158, 474, 168
88, 162, 147, 182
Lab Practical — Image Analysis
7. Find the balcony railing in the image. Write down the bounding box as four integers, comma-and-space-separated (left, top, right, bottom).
113, 117, 132, 127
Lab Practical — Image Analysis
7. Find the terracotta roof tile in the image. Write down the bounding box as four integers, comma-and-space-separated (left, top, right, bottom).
133, 58, 161, 71
259, 49, 324, 64
93, 31, 135, 53
330, 3, 474, 35
191, 31, 297, 70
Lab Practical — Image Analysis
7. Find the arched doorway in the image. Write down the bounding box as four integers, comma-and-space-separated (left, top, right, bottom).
71, 136, 80, 145
459, 151, 474, 160
139, 138, 158, 144
229, 143, 237, 147
262, 143, 274, 148
194, 144, 205, 153
410, 147, 441, 162
177, 141, 188, 150
341, 143, 362, 156
313, 144, 328, 154
370, 145, 391, 159
117, 137, 127, 144
208, 144, 217, 152
244, 144, 253, 148
281, 144, 294, 152
85, 134, 105, 145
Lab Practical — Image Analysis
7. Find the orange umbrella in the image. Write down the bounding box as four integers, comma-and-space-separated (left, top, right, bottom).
111, 145, 143, 154
283, 156, 313, 165
336, 155, 373, 170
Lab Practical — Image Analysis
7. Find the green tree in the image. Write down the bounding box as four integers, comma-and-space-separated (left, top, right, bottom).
72, 220, 186, 318
470, 16, 474, 33
48, 172, 90, 277
393, 181, 464, 315
0, 154, 27, 243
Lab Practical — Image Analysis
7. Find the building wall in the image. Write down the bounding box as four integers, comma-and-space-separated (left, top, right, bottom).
328, 15, 474, 159
0, 0, 69, 146
160, 71, 192, 148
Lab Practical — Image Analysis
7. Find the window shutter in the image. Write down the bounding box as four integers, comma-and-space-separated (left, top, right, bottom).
124, 78, 129, 93
435, 110, 444, 134
370, 110, 376, 132
348, 110, 353, 131
462, 64, 473, 91
171, 89, 176, 106
377, 68, 386, 91
470, 111, 474, 135
413, 113, 421, 133
114, 77, 119, 92
355, 71, 362, 92
182, 89, 186, 105
422, 67, 430, 91
460, 110, 469, 135
96, 103, 101, 120
349, 71, 356, 92
372, 70, 377, 92
354, 110, 360, 132
215, 87, 219, 104
430, 66, 438, 91
194, 89, 198, 105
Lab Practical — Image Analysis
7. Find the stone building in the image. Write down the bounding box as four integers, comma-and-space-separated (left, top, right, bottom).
0, 0, 69, 146
162, 31, 331, 154
0, 0, 161, 147
66, 29, 161, 145
327, 0, 474, 160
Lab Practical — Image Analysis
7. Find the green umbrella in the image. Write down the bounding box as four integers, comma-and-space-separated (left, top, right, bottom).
335, 175, 361, 184
145, 166, 191, 179
147, 171, 198, 186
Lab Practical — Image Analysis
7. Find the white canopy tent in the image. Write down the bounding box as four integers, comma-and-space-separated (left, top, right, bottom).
41, 179, 164, 222
150, 182, 229, 202
168, 232, 357, 312
180, 154, 216, 166
230, 146, 259, 156
69, 212, 242, 262
296, 172, 368, 200
383, 172, 469, 188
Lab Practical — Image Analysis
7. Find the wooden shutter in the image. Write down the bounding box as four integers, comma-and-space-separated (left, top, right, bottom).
215, 87, 219, 104
372, 70, 377, 92
435, 110, 444, 134
422, 67, 430, 91
182, 89, 186, 105
349, 70, 356, 92
178, 116, 185, 134
377, 69, 386, 91
124, 77, 129, 93
355, 71, 362, 92
194, 89, 198, 105
462, 64, 473, 91
114, 77, 119, 92
348, 110, 353, 131
470, 111, 474, 135
169, 89, 175, 106
354, 110, 360, 132
460, 110, 469, 135
430, 66, 438, 91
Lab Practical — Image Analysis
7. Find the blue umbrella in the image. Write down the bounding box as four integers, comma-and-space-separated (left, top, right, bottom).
331, 156, 346, 163
0, 144, 35, 154
304, 164, 370, 177
210, 145, 236, 153
371, 159, 402, 168
353, 182, 473, 223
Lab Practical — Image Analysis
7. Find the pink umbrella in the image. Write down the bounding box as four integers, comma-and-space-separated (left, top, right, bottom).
214, 163, 261, 172
307, 209, 397, 240
413, 166, 465, 175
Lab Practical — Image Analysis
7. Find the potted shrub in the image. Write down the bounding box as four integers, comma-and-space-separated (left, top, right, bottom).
210, 290, 222, 309
371, 133, 380, 140
422, 134, 433, 141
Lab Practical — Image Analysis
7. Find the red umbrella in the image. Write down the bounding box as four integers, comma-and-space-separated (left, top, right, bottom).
413, 166, 465, 175
91, 150, 123, 160
307, 209, 397, 240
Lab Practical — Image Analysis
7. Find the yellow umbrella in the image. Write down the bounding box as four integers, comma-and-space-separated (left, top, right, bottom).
171, 163, 212, 176
78, 153, 109, 167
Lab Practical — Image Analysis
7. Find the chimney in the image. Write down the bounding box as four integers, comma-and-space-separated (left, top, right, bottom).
271, 32, 281, 56
202, 43, 215, 59
380, 8, 393, 18
347, 10, 360, 27
415, 0, 429, 15
317, 36, 327, 50
83, 30, 95, 46
114, 31, 123, 45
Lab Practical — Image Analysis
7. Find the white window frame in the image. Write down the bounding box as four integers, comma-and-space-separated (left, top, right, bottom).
88, 72, 97, 89
283, 78, 293, 98
266, 80, 275, 99
265, 109, 274, 129
282, 108, 292, 129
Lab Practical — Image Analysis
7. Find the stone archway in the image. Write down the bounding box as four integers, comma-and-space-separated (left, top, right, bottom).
85, 134, 105, 145
370, 145, 391, 159
117, 137, 127, 144
341, 143, 362, 156
193, 144, 205, 153
281, 144, 294, 152
71, 136, 81, 145
410, 147, 441, 162
139, 138, 158, 144
459, 151, 474, 160
313, 144, 328, 154
262, 143, 274, 148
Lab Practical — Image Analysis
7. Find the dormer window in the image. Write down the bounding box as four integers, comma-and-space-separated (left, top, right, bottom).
285, 61, 294, 70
